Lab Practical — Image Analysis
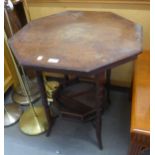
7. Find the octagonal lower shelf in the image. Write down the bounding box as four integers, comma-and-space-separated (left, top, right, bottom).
54, 82, 105, 121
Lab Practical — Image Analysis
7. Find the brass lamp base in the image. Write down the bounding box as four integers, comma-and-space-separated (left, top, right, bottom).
4, 103, 22, 127
13, 92, 40, 105
19, 106, 49, 135
15, 81, 40, 96
13, 81, 41, 105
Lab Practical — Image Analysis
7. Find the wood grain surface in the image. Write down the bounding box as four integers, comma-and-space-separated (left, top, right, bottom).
9, 11, 142, 74
131, 51, 150, 135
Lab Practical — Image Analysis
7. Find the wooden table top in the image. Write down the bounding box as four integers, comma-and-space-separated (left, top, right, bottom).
9, 11, 142, 74
131, 51, 150, 135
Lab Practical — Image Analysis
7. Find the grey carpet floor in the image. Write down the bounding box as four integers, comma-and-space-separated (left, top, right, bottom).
4, 90, 131, 155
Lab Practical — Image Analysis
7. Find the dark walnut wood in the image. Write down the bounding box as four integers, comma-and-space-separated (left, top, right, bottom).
129, 133, 150, 155
55, 81, 105, 121
8, 11, 143, 149
9, 11, 142, 75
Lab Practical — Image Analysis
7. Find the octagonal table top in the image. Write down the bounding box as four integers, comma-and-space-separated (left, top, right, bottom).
9, 11, 142, 75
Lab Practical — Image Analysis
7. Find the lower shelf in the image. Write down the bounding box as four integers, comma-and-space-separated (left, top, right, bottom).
55, 82, 104, 121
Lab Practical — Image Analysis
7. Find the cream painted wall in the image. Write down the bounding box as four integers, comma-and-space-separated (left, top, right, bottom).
28, 2, 150, 87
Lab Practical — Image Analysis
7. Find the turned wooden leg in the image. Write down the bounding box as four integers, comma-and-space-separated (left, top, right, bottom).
36, 71, 53, 136
64, 74, 69, 87
95, 72, 105, 149
106, 69, 111, 105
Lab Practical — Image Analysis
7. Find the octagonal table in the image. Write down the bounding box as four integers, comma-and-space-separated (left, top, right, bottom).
9, 11, 142, 149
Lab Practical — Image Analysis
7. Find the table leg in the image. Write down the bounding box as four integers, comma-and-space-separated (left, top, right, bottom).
36, 71, 53, 136
106, 69, 111, 105
95, 73, 105, 149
